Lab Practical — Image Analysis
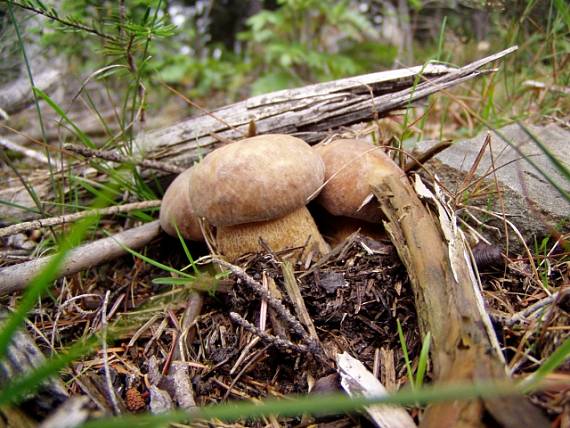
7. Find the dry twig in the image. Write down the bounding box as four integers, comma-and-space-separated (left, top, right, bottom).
229, 312, 308, 355
212, 257, 323, 357
0, 200, 161, 238
64, 143, 185, 174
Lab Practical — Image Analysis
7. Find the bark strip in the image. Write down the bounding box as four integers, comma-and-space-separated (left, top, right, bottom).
372, 174, 548, 428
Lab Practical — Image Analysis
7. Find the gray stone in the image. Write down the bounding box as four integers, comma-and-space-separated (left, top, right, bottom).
416, 123, 569, 251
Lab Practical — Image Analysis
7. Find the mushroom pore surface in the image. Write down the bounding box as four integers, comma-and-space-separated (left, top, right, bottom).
189, 134, 325, 226
315, 139, 402, 223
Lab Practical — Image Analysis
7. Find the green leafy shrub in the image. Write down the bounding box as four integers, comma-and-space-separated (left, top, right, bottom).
240, 0, 396, 94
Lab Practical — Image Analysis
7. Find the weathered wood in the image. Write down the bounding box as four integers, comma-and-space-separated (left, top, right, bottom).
337, 352, 416, 428
0, 69, 61, 116
0, 220, 161, 295
38, 396, 90, 428
0, 310, 68, 415
372, 174, 548, 427
135, 47, 516, 167
0, 47, 517, 222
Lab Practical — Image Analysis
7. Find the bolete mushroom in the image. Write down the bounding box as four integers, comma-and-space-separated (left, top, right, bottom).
314, 139, 403, 223
188, 134, 329, 260
159, 167, 203, 241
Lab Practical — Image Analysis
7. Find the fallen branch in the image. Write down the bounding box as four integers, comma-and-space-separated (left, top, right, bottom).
0, 220, 161, 295
136, 48, 516, 168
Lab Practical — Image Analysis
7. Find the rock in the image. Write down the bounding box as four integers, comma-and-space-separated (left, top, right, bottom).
416, 123, 570, 253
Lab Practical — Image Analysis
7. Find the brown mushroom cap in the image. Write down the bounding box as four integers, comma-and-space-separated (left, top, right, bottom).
315, 139, 402, 223
159, 167, 203, 241
189, 134, 325, 226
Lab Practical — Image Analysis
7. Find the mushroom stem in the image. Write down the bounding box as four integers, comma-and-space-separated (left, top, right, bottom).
216, 206, 329, 261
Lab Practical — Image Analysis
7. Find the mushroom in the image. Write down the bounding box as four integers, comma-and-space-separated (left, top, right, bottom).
315, 209, 388, 248
314, 138, 403, 223
188, 134, 329, 260
159, 167, 203, 241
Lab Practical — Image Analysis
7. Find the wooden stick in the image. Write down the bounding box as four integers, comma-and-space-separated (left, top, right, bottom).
0, 137, 50, 164
372, 174, 548, 428
0, 200, 161, 238
0, 220, 161, 295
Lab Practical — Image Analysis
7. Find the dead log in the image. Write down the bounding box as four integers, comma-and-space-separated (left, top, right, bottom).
0, 47, 517, 222
372, 175, 548, 427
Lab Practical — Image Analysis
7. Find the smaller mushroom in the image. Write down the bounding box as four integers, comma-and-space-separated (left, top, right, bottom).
314, 139, 403, 223
159, 167, 203, 241
188, 134, 329, 261
315, 209, 387, 248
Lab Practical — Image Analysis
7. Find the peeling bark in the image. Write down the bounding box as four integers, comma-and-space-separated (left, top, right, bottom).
372, 174, 548, 427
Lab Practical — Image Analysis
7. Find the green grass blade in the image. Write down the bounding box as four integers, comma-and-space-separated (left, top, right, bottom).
152, 277, 197, 285
82, 380, 523, 427
109, 238, 194, 278
489, 123, 570, 204
522, 337, 570, 391
415, 331, 431, 389
0, 147, 45, 216
435, 16, 447, 62
174, 223, 200, 276
396, 318, 415, 391
0, 199, 42, 215
517, 122, 570, 182
0, 215, 96, 362
0, 335, 98, 406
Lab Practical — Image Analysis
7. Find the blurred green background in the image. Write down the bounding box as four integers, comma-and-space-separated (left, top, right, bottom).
1, 0, 568, 132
